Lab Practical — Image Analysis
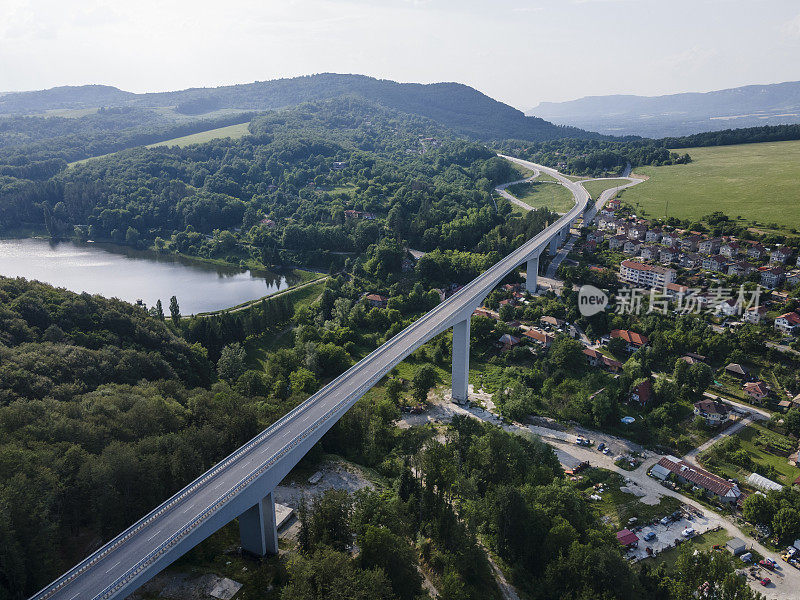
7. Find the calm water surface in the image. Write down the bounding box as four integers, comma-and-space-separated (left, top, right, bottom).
0, 238, 300, 314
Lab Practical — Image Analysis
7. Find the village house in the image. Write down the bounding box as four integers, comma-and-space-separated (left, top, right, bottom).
724, 363, 750, 380
498, 334, 520, 351
760, 266, 786, 289
610, 329, 649, 352
659, 247, 680, 264
540, 316, 566, 330
627, 223, 647, 241
680, 234, 703, 252
661, 232, 679, 247
623, 240, 642, 255
680, 253, 702, 269
720, 241, 741, 258
619, 260, 677, 288
609, 234, 628, 250
654, 456, 741, 503
587, 230, 605, 244
727, 260, 756, 277
775, 311, 800, 335
743, 305, 767, 324
645, 228, 662, 243
693, 399, 730, 426
699, 238, 722, 255
259, 218, 276, 228
665, 283, 689, 298
629, 379, 653, 405
701, 255, 728, 272
365, 293, 389, 308
584, 348, 623, 372
786, 269, 800, 288
639, 245, 658, 261
770, 246, 792, 264
523, 328, 554, 349
747, 243, 767, 260
743, 381, 770, 402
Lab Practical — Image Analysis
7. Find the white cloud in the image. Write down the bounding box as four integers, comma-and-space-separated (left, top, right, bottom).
782, 13, 800, 38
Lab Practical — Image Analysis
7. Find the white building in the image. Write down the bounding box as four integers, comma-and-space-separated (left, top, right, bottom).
619, 260, 677, 288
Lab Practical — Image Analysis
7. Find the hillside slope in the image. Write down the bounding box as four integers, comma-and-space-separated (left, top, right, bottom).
0, 73, 595, 142
530, 80, 800, 137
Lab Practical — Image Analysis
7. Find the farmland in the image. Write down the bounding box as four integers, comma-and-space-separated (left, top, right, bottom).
619, 140, 800, 230
146, 122, 251, 148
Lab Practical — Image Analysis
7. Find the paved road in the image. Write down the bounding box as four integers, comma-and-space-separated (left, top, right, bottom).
33, 159, 589, 600
495, 171, 541, 212
435, 395, 800, 600
545, 228, 578, 278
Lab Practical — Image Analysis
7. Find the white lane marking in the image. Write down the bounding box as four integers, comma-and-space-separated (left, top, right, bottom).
105, 560, 121, 574
182, 503, 195, 514
147, 528, 162, 541
69, 594, 80, 600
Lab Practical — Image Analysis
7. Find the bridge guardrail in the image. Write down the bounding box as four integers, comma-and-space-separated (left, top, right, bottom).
32, 159, 588, 600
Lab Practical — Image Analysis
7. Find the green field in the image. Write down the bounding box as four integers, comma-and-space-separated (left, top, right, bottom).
582, 178, 631, 200
146, 122, 251, 148
620, 140, 800, 229
505, 181, 575, 213
701, 422, 800, 486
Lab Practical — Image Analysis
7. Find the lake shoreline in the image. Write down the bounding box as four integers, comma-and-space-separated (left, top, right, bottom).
0, 238, 316, 314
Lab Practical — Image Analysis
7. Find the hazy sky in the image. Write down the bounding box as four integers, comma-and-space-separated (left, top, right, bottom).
2, 0, 800, 109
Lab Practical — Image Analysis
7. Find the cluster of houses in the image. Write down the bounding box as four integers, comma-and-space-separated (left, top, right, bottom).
594, 211, 800, 289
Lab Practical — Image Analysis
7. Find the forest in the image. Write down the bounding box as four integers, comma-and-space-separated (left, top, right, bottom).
0, 96, 775, 600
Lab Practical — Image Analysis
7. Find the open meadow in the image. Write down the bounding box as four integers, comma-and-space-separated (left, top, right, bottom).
619, 140, 800, 230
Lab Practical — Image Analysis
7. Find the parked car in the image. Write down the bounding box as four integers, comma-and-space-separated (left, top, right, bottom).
759, 559, 775, 570
682, 528, 695, 538
740, 552, 753, 563
660, 516, 671, 526
643, 531, 656, 541
597, 442, 606, 451
760, 577, 771, 587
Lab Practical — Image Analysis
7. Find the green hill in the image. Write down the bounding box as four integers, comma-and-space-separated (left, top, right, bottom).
0, 74, 596, 142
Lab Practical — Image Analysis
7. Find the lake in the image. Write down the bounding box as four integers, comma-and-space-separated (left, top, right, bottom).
0, 238, 302, 314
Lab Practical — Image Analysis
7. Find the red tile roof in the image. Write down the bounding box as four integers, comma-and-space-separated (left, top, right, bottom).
778, 312, 800, 325
610, 329, 649, 346
616, 529, 639, 546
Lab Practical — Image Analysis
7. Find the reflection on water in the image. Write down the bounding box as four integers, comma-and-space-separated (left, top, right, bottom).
0, 238, 300, 314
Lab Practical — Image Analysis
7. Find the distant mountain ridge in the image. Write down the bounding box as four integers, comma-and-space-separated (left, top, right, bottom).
0, 73, 596, 142
529, 80, 800, 137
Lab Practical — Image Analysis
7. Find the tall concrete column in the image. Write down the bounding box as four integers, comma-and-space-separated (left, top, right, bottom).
451, 318, 470, 404
549, 234, 559, 255
239, 492, 278, 556
526, 254, 539, 293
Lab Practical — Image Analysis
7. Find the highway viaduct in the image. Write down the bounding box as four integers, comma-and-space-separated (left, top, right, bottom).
30, 157, 589, 600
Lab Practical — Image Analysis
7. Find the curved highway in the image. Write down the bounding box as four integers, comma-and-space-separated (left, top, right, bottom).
31, 158, 589, 600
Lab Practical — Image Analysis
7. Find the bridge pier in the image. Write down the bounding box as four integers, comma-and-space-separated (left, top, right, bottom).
549, 234, 559, 255
451, 317, 470, 404
239, 492, 278, 556
526, 253, 540, 293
